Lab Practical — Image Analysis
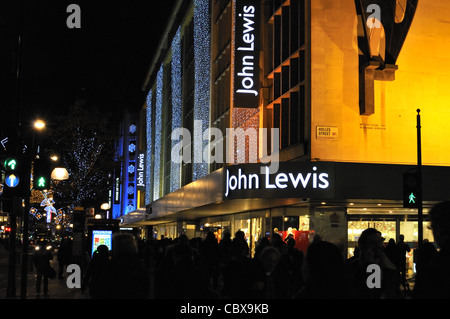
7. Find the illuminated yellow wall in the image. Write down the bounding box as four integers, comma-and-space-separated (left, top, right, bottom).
311, 0, 450, 166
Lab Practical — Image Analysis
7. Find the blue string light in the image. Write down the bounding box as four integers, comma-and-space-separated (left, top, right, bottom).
171, 26, 182, 193
153, 66, 163, 200
193, 0, 211, 181
144, 0, 211, 202
145, 90, 153, 204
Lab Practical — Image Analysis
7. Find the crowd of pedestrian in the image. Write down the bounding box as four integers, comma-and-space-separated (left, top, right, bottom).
80, 232, 150, 298
145, 228, 412, 299
76, 201, 450, 299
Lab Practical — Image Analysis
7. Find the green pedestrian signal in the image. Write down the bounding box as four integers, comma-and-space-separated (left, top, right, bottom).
34, 175, 49, 190
33, 158, 52, 190
38, 177, 46, 187
409, 192, 416, 204
403, 172, 421, 208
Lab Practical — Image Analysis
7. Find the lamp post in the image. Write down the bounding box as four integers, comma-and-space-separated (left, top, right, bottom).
416, 109, 423, 247
20, 119, 45, 299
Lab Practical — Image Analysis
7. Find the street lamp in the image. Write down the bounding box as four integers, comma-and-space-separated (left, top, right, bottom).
99, 203, 110, 219
33, 119, 46, 130
51, 167, 69, 180
100, 203, 110, 210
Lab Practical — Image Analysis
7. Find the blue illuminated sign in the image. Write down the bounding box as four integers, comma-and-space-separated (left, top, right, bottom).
5, 174, 19, 187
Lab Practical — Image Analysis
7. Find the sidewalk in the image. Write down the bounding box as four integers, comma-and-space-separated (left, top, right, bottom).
0, 246, 83, 299
23, 257, 84, 299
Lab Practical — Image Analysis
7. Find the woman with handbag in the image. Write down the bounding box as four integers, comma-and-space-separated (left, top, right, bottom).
33, 241, 54, 296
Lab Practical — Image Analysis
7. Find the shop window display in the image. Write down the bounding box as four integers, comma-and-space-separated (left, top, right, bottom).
348, 221, 396, 258
234, 217, 252, 254
201, 220, 232, 243
400, 221, 435, 276
400, 221, 434, 243
272, 214, 313, 254
347, 220, 435, 276
154, 222, 177, 240
348, 221, 396, 243
233, 211, 270, 257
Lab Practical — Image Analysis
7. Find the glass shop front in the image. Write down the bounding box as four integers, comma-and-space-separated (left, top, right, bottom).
198, 205, 314, 257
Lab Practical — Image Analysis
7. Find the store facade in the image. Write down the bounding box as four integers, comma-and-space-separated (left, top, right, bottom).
120, 0, 450, 277
123, 160, 449, 261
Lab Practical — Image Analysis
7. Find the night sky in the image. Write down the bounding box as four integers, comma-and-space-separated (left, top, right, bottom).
0, 0, 175, 127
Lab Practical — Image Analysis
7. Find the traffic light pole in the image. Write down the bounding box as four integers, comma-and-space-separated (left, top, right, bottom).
417, 109, 423, 247
16, 0, 30, 299
6, 199, 17, 298
20, 157, 31, 299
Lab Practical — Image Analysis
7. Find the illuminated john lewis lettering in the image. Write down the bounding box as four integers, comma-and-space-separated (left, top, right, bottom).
224, 165, 330, 197
136, 152, 146, 189
234, 1, 260, 107
236, 5, 258, 97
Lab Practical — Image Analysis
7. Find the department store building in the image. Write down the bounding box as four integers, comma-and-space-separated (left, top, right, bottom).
119, 0, 450, 265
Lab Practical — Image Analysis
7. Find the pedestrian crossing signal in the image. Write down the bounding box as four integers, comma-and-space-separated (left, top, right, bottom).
33, 158, 51, 190
408, 192, 416, 204
34, 175, 49, 190
403, 172, 420, 208
37, 176, 48, 188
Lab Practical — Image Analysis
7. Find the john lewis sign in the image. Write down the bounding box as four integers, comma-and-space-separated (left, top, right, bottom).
136, 151, 146, 191
233, 0, 260, 108
224, 162, 335, 199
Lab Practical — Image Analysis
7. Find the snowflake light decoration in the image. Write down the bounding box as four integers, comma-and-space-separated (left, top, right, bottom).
128, 143, 136, 153
127, 204, 134, 213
